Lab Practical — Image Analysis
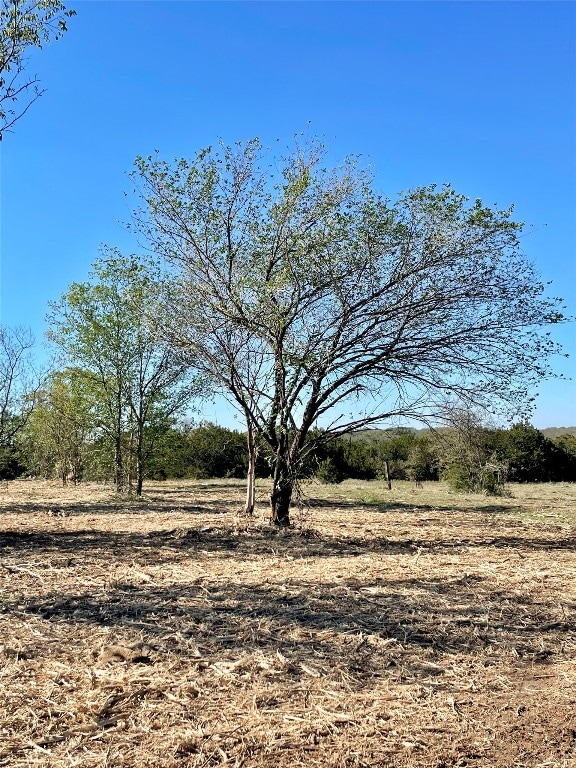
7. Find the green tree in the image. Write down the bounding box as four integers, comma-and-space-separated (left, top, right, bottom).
341, 438, 378, 480
48, 251, 200, 494
502, 423, 565, 482
21, 367, 94, 482
551, 434, 576, 481
375, 431, 417, 481
0, 0, 75, 136
316, 455, 346, 484
131, 139, 564, 524
185, 422, 248, 479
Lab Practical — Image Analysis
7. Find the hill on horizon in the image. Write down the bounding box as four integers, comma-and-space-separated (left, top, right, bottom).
540, 426, 576, 439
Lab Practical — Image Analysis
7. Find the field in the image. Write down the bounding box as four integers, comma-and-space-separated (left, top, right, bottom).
0, 478, 575, 768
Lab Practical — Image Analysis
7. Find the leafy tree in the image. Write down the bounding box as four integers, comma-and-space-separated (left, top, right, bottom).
316, 455, 346, 484
131, 139, 564, 524
553, 434, 576, 463
0, 443, 26, 478
551, 434, 576, 481
310, 431, 436, 483
316, 430, 422, 482
340, 438, 378, 480
0, 0, 75, 136
20, 367, 94, 482
136, 421, 260, 481
47, 251, 200, 494
374, 431, 417, 481
501, 423, 568, 483
183, 422, 248, 479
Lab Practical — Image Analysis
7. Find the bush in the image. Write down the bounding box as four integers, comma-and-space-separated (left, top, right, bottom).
0, 446, 27, 480
316, 458, 345, 484
443, 458, 507, 496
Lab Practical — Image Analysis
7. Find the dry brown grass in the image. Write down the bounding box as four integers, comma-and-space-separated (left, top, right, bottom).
0, 478, 575, 768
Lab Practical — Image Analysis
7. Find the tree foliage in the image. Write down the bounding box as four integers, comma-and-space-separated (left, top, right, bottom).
0, 0, 75, 136
21, 367, 94, 482
316, 423, 576, 490
502, 423, 575, 483
130, 139, 564, 523
47, 251, 200, 494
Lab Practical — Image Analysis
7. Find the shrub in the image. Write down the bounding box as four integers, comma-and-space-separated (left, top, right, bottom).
316, 458, 345, 484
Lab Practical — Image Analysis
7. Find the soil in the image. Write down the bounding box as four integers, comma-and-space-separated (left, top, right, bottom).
0, 478, 575, 767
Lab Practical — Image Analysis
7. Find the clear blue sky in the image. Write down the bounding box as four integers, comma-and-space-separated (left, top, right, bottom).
1, 1, 575, 428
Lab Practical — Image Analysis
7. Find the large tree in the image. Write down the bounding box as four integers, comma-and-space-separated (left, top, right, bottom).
0, 0, 74, 136
130, 139, 565, 525
48, 251, 200, 494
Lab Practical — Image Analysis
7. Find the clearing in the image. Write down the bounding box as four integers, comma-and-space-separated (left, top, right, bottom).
0, 478, 575, 767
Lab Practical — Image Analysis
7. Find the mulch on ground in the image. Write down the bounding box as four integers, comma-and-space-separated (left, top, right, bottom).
0, 479, 575, 767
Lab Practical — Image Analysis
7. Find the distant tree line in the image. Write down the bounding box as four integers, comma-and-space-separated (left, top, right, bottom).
1, 415, 575, 490
314, 423, 576, 490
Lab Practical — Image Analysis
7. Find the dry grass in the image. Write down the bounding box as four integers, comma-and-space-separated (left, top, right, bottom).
0, 478, 575, 768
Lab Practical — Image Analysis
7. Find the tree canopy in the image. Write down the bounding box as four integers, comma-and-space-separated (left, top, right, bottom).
22, 367, 94, 483
47, 251, 200, 494
130, 139, 565, 523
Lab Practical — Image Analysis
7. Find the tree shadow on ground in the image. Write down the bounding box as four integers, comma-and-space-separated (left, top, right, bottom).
305, 496, 522, 516
3, 485, 546, 526
2, 569, 573, 689
1, 524, 575, 561
144, 482, 249, 496
2, 508, 575, 698
0, 500, 239, 516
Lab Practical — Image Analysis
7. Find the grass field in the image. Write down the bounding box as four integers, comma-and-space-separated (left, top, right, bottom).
0, 478, 575, 767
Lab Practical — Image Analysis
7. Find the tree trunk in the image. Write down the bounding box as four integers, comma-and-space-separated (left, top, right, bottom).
244, 423, 257, 515
135, 422, 144, 496
383, 460, 392, 490
270, 456, 293, 526
136, 453, 143, 496
114, 390, 124, 492
127, 428, 135, 493
114, 434, 124, 492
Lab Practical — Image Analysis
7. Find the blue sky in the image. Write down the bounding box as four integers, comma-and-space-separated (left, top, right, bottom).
1, 0, 575, 428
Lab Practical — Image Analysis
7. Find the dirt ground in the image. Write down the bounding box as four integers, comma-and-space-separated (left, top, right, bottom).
0, 478, 575, 768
